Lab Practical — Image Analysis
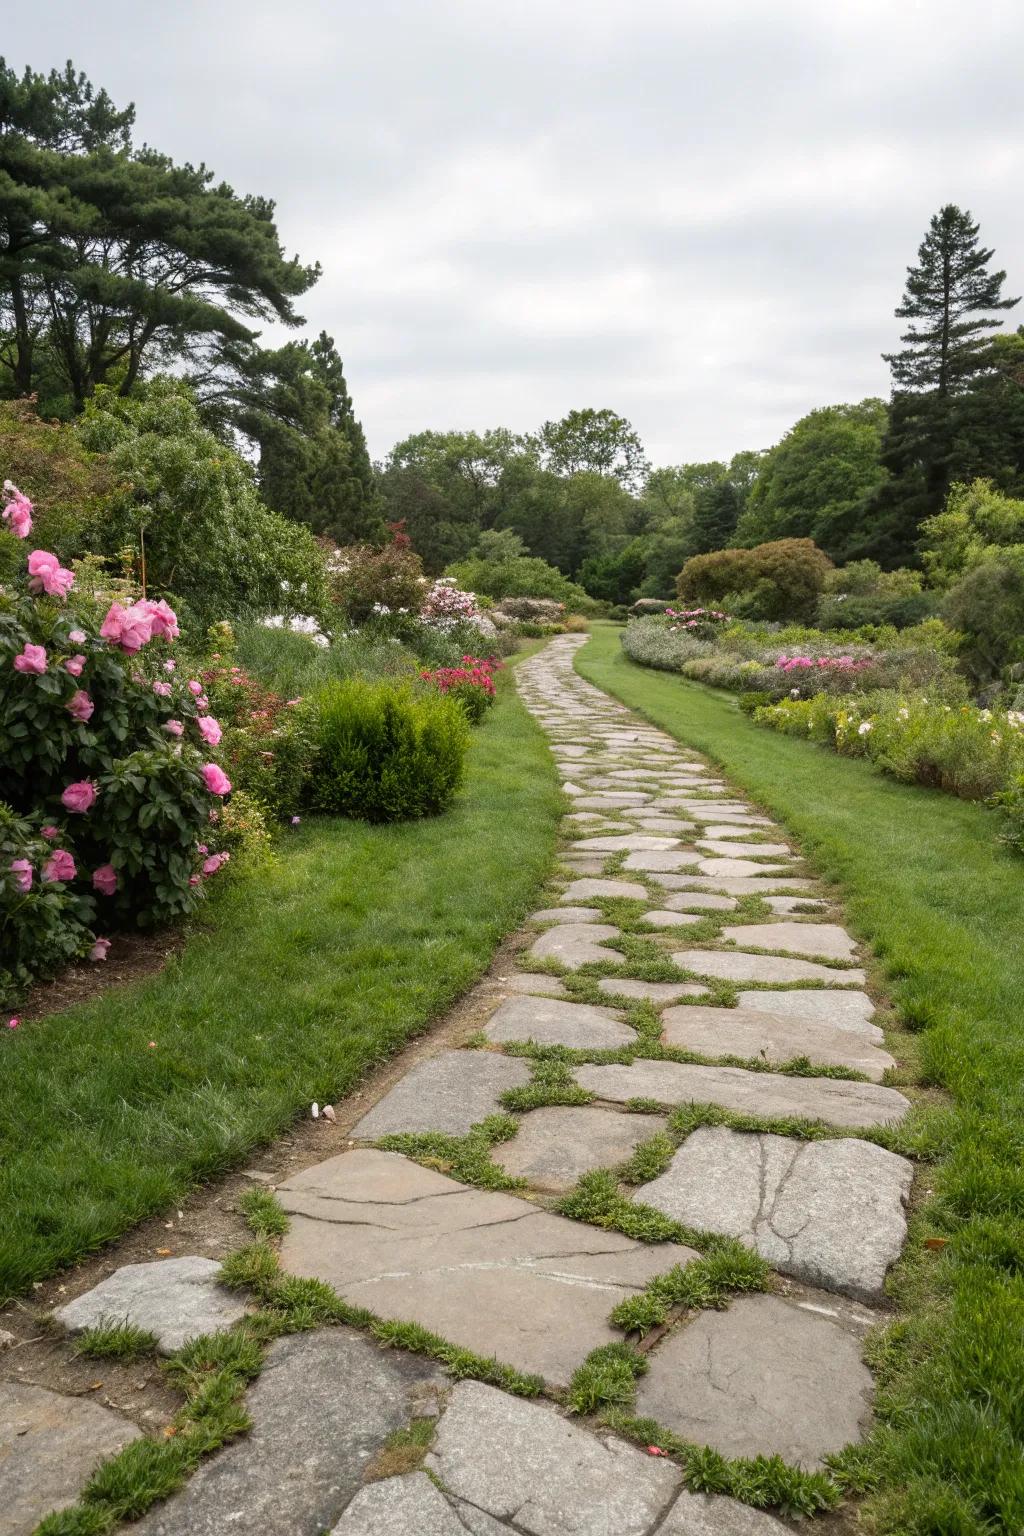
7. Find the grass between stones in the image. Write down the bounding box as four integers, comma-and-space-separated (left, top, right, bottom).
0, 663, 564, 1301
576, 623, 1024, 1533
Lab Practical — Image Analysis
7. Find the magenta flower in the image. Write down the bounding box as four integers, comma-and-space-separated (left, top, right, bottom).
152, 680, 173, 697
188, 680, 203, 696
88, 938, 111, 962
69, 629, 87, 644
13, 643, 47, 675
100, 601, 154, 655
61, 780, 97, 814
27, 549, 75, 600
201, 762, 232, 796
196, 843, 209, 855
202, 852, 227, 875
92, 863, 118, 896
66, 689, 94, 724
42, 849, 76, 883
291, 815, 301, 825
138, 598, 180, 641
41, 824, 59, 840
64, 653, 86, 678
196, 694, 209, 709
197, 715, 222, 746
9, 858, 32, 893
2, 482, 33, 538
6, 1016, 20, 1030
163, 719, 184, 737
188, 874, 201, 887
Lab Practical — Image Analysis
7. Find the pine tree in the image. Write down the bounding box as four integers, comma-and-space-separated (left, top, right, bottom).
691, 480, 740, 554
884, 205, 1018, 397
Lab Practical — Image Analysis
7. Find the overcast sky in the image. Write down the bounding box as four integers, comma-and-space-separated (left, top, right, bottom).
6, 1, 1024, 466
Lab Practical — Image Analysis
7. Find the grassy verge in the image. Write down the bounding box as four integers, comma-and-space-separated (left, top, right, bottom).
575, 622, 1024, 1534
0, 659, 563, 1299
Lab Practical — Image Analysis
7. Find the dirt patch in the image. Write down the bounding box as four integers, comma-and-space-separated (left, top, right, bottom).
13, 928, 184, 1023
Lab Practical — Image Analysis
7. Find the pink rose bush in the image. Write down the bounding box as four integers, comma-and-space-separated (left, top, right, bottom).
1, 496, 235, 1000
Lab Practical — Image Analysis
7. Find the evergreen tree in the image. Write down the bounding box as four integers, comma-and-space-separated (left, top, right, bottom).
884, 205, 1018, 396
690, 480, 740, 554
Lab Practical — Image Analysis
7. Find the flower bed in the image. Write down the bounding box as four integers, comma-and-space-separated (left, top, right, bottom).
420, 655, 501, 723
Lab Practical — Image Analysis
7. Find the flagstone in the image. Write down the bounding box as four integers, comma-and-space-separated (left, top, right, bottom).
660, 891, 737, 912
596, 977, 708, 1004
503, 973, 570, 999
696, 858, 795, 878
529, 906, 603, 924
561, 877, 649, 901
696, 840, 794, 859
724, 922, 858, 962
351, 1052, 531, 1138
483, 996, 636, 1049
736, 988, 880, 1036
571, 834, 681, 852
639, 909, 705, 929
635, 1294, 874, 1467
651, 874, 816, 895
637, 1127, 913, 1300
574, 1059, 909, 1126
528, 922, 620, 968
277, 1152, 690, 1384
672, 948, 866, 985
660, 1004, 895, 1079
492, 1106, 666, 1190
621, 850, 703, 872
55, 1256, 248, 1354
0, 1383, 142, 1536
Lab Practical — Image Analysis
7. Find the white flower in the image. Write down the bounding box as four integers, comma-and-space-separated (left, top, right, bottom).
858, 720, 873, 735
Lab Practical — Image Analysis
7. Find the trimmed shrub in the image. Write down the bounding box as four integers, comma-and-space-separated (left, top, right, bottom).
310, 679, 469, 821
679, 538, 832, 621
816, 591, 939, 631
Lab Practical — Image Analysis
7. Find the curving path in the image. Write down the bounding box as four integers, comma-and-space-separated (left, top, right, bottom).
9, 636, 915, 1536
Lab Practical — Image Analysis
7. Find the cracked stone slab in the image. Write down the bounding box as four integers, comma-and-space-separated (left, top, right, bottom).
331, 1473, 470, 1535
673, 948, 866, 985
1, 1382, 142, 1536
529, 906, 603, 924
636, 1294, 874, 1468
134, 1330, 443, 1536
561, 878, 649, 902
621, 851, 703, 872
55, 1257, 248, 1354
735, 988, 880, 1036
660, 1004, 895, 1080
528, 923, 621, 969
278, 1151, 691, 1384
659, 1490, 791, 1535
597, 977, 707, 1005
483, 996, 635, 1049
639, 1126, 913, 1300
492, 1106, 667, 1190
351, 1052, 531, 1137
575, 1059, 910, 1127
426, 1379, 682, 1536
502, 973, 570, 999
724, 922, 858, 961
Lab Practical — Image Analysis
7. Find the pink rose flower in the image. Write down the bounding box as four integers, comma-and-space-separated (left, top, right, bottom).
2, 482, 33, 538
202, 852, 227, 876
196, 694, 209, 709
164, 659, 176, 672
10, 858, 32, 892
152, 680, 172, 697
41, 824, 60, 840
66, 689, 94, 723
42, 849, 76, 883
100, 601, 154, 654
138, 598, 180, 641
13, 643, 47, 675
27, 549, 75, 599
92, 863, 118, 896
189, 874, 201, 887
188, 680, 203, 696
61, 780, 97, 814
64, 653, 86, 678
88, 938, 111, 962
69, 629, 87, 644
201, 762, 232, 796
197, 715, 222, 746
196, 842, 209, 854
163, 719, 184, 737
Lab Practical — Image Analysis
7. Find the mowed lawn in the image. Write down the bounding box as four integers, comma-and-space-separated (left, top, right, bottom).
0, 662, 563, 1299
576, 622, 1024, 1534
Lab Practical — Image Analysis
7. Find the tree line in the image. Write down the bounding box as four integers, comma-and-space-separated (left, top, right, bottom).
3, 60, 1021, 600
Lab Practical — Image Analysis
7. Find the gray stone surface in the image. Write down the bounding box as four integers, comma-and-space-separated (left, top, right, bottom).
660, 892, 737, 912
575, 1059, 909, 1127
636, 1295, 873, 1468
660, 1003, 895, 1079
696, 840, 793, 859
571, 834, 680, 852
427, 1380, 682, 1536
134, 1330, 443, 1536
640, 909, 704, 929
0, 1382, 141, 1536
621, 816, 697, 835
621, 850, 703, 872
278, 1151, 691, 1384
493, 1106, 666, 1190
351, 1052, 531, 1138
528, 923, 620, 969
659, 1491, 791, 1535
762, 895, 828, 914
55, 1256, 248, 1354
698, 824, 777, 840
503, 973, 569, 999
656, 875, 816, 895
557, 856, 608, 875
597, 977, 707, 1004
484, 996, 635, 1048
561, 877, 649, 902
725, 922, 858, 961
672, 948, 866, 985
529, 906, 603, 924
332, 1473, 467, 1535
570, 793, 651, 809
696, 858, 795, 879
639, 1126, 913, 1300
736, 988, 880, 1036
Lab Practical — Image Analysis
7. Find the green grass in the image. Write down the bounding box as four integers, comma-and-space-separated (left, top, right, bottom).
73, 1320, 160, 1362
576, 622, 1024, 1534
0, 664, 563, 1299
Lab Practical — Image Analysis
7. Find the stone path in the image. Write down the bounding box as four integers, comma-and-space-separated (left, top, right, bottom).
4, 636, 916, 1535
